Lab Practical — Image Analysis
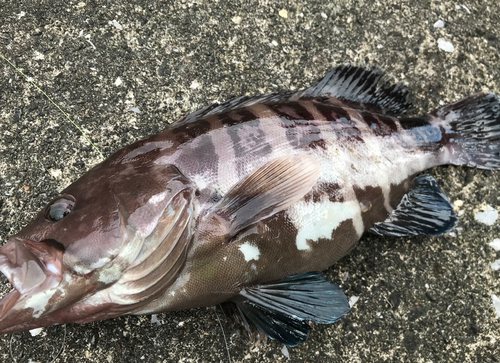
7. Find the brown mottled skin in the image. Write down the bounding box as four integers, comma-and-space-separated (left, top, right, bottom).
3, 66, 494, 337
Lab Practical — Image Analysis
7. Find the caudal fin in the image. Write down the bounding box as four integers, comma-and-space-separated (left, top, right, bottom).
433, 92, 500, 169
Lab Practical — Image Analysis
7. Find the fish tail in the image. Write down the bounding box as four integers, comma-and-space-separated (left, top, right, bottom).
432, 92, 500, 169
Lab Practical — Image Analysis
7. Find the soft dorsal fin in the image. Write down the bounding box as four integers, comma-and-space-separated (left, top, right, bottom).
301, 65, 411, 115
203, 155, 321, 239
228, 272, 350, 346
369, 174, 458, 237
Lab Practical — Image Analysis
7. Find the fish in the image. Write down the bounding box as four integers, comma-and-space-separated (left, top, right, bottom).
1, 65, 499, 346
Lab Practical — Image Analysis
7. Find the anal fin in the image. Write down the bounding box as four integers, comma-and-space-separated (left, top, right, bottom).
229, 272, 350, 346
370, 174, 458, 237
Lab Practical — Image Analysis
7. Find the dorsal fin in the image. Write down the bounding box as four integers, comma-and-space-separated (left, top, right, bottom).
178, 65, 411, 124
177, 92, 296, 124
301, 65, 412, 115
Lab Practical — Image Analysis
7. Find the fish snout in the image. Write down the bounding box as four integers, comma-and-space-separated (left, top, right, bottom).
0, 237, 64, 295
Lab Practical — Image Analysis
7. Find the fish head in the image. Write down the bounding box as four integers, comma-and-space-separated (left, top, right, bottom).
0, 160, 194, 334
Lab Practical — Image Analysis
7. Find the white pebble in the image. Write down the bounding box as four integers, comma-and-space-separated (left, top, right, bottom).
281, 345, 290, 359
434, 20, 445, 28
29, 328, 43, 337
438, 38, 455, 52
129, 107, 141, 114
321, 12, 327, 19
492, 295, 500, 318
109, 19, 122, 30
492, 260, 500, 271
151, 314, 161, 325
475, 206, 498, 226
190, 80, 200, 89
349, 296, 360, 308
114, 77, 122, 86
490, 238, 500, 251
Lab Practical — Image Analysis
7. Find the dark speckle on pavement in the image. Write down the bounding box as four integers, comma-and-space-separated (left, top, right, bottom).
0, 1, 499, 362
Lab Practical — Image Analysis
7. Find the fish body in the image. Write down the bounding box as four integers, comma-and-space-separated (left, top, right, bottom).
1, 66, 499, 345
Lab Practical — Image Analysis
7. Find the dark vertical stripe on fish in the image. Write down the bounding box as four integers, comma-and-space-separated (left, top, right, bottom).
175, 134, 219, 179
270, 102, 326, 151
271, 102, 315, 121
378, 115, 399, 133
303, 182, 344, 203
312, 102, 351, 122
171, 119, 212, 145
360, 111, 393, 136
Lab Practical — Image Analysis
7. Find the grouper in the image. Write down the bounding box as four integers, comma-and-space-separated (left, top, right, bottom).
1, 66, 499, 346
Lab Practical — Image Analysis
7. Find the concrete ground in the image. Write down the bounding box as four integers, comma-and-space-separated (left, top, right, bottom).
0, 0, 499, 362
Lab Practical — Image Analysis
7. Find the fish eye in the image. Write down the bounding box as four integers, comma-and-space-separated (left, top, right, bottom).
45, 196, 76, 222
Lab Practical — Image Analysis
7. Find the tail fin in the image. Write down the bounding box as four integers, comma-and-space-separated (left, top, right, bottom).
433, 92, 500, 169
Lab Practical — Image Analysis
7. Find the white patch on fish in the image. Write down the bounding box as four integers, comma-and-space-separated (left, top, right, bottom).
238, 242, 261, 262
290, 200, 364, 251
149, 191, 169, 205
191, 174, 210, 190
24, 288, 58, 318
45, 263, 59, 274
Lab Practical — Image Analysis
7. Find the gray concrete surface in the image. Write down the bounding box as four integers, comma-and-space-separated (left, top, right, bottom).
0, 0, 499, 362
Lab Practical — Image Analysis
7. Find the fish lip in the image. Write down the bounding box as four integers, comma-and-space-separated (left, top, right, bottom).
0, 237, 64, 319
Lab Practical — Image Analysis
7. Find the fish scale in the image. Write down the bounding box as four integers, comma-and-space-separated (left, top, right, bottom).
0, 65, 499, 347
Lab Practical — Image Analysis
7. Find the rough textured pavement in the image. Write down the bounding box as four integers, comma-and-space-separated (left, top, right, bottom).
0, 0, 499, 362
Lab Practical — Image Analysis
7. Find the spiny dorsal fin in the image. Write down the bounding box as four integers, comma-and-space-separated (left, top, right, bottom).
206, 155, 321, 239
177, 92, 296, 124
369, 174, 458, 237
301, 65, 412, 115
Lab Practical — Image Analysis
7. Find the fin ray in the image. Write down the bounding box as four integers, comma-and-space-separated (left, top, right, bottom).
209, 155, 321, 238
231, 272, 350, 346
301, 65, 412, 115
370, 174, 457, 237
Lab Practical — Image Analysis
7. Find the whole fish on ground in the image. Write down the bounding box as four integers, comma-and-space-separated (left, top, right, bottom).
1, 66, 499, 346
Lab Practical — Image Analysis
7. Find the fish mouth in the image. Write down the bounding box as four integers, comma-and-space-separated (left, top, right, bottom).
0, 237, 64, 332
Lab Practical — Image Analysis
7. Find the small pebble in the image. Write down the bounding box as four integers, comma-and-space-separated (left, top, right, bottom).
278, 9, 288, 19
475, 206, 498, 226
349, 296, 360, 308
281, 345, 290, 359
109, 19, 122, 30
489, 238, 500, 251
438, 38, 454, 52
29, 328, 43, 337
232, 16, 242, 25
433, 20, 445, 28
491, 260, 500, 271
492, 295, 500, 318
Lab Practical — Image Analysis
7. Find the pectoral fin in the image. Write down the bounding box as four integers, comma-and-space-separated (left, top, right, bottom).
228, 272, 350, 346
208, 155, 321, 239
370, 174, 458, 237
